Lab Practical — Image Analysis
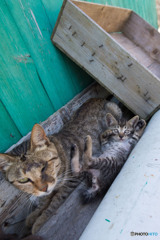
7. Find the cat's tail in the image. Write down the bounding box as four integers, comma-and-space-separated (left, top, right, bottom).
106, 102, 122, 120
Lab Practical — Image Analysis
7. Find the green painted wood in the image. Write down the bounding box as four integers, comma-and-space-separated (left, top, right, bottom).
83, 0, 158, 29
0, 0, 54, 136
41, 0, 93, 93
0, 101, 22, 152
5, 0, 92, 111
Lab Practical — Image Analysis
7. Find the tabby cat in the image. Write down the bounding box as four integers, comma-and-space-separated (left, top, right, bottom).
0, 98, 121, 234
71, 113, 146, 202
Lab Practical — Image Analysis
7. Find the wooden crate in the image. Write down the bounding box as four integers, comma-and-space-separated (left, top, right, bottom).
51, 0, 160, 120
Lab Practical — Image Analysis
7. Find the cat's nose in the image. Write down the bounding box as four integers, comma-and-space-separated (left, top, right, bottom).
40, 184, 48, 192
119, 133, 124, 139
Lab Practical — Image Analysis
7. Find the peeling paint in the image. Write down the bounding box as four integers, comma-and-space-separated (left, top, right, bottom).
30, 9, 43, 38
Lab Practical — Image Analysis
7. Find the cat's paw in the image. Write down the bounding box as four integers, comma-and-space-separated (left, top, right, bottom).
26, 207, 44, 231
100, 129, 112, 144
135, 119, 146, 134
26, 212, 38, 230
31, 215, 47, 234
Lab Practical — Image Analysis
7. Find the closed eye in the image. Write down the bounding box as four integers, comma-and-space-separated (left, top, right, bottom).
55, 163, 60, 168
49, 157, 58, 162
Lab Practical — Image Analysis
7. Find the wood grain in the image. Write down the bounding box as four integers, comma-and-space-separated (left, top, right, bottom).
52, 0, 160, 119
122, 12, 160, 63
72, 0, 132, 33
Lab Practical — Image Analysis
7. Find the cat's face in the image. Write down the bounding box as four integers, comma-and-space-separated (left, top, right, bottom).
101, 113, 139, 143
0, 124, 61, 197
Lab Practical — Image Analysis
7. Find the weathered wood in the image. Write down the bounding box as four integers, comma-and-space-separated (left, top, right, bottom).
122, 12, 160, 63
0, 83, 110, 237
72, 0, 132, 33
37, 183, 102, 240
52, 0, 160, 120
110, 33, 160, 79
0, 0, 55, 136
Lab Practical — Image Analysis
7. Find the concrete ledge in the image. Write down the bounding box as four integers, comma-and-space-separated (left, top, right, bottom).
80, 110, 160, 240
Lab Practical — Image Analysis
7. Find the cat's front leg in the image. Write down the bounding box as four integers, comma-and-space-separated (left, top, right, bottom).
100, 129, 113, 143
26, 196, 51, 230
71, 144, 81, 176
133, 119, 146, 140
83, 135, 93, 168
31, 184, 77, 234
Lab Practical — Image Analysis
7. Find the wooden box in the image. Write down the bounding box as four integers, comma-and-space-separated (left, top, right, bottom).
51, 0, 160, 120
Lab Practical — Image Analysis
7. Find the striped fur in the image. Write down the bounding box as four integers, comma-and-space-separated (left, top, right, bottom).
71, 115, 146, 202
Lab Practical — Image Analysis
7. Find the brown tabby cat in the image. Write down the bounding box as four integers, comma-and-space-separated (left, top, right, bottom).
0, 98, 122, 234
71, 113, 146, 202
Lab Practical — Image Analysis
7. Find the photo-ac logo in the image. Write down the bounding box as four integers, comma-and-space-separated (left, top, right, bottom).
130, 232, 158, 236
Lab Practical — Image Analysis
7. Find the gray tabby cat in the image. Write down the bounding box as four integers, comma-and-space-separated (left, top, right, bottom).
71, 113, 146, 202
0, 98, 121, 234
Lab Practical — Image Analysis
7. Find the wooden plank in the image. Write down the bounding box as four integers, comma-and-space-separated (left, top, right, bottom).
5, 0, 92, 111
110, 33, 160, 79
52, 0, 160, 119
37, 183, 102, 240
41, 0, 93, 94
0, 0, 54, 137
105, 0, 158, 29
0, 101, 22, 152
122, 12, 160, 63
72, 0, 132, 33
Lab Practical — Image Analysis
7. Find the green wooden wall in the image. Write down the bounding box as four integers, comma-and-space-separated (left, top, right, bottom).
0, 0, 158, 152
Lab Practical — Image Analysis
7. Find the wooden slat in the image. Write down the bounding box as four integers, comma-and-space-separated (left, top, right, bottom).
52, 0, 160, 119
105, 0, 158, 29
37, 183, 102, 240
122, 12, 160, 63
5, 0, 92, 111
41, 0, 93, 93
72, 0, 132, 33
0, 0, 54, 138
110, 33, 160, 79
0, 101, 22, 152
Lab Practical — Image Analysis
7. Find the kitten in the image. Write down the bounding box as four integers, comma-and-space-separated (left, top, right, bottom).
71, 113, 146, 202
0, 99, 122, 234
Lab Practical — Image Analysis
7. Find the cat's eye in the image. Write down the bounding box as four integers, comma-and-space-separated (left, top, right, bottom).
124, 130, 130, 135
113, 129, 118, 134
18, 177, 30, 183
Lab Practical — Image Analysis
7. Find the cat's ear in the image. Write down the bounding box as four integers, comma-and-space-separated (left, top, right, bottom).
127, 115, 139, 128
31, 124, 50, 151
0, 154, 15, 172
106, 113, 118, 127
